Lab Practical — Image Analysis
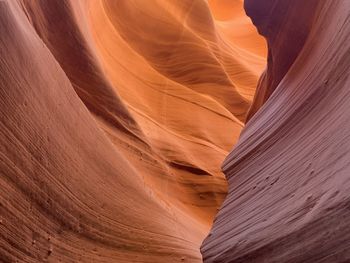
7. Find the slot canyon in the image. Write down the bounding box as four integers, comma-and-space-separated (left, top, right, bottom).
1, 0, 350, 262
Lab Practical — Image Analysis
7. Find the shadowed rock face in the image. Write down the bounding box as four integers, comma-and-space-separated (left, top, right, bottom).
202, 1, 350, 262
245, 0, 320, 121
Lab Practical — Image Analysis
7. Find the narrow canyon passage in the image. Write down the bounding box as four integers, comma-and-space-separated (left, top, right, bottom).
1, 0, 350, 263
0, 0, 265, 262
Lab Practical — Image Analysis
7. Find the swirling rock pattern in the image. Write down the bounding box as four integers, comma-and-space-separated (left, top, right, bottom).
0, 0, 265, 262
202, 1, 350, 262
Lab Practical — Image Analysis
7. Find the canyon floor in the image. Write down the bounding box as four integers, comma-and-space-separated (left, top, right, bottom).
1, 0, 350, 262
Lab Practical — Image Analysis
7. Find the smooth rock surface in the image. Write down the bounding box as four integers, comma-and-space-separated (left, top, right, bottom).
0, 0, 265, 262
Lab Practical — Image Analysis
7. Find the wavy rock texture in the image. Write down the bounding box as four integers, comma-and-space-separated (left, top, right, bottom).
202, 0, 350, 262
0, 0, 265, 262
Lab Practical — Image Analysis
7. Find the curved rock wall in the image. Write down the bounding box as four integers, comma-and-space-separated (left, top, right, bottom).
202, 1, 350, 262
0, 0, 265, 262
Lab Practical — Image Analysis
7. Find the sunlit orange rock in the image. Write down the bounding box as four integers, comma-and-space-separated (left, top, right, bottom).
0, 0, 265, 262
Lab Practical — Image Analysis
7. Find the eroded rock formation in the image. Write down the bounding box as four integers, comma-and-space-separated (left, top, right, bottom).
0, 0, 265, 262
202, 1, 350, 262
